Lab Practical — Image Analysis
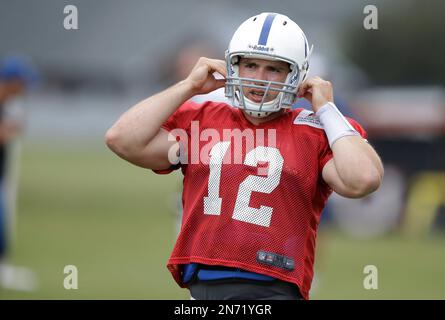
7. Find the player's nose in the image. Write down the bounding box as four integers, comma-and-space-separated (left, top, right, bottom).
252, 67, 268, 82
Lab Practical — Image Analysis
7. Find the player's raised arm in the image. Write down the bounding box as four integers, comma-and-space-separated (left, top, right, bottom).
299, 76, 384, 198
105, 57, 226, 170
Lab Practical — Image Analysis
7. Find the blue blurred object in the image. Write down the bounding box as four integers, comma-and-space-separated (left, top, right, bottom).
0, 56, 39, 88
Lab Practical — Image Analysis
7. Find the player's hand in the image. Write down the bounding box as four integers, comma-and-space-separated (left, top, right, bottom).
185, 57, 227, 95
298, 77, 334, 112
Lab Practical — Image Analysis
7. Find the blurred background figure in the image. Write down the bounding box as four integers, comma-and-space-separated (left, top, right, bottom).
154, 32, 227, 236
156, 32, 228, 104
0, 56, 39, 291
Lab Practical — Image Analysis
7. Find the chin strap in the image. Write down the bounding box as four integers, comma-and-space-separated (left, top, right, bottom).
234, 90, 283, 118
245, 110, 272, 118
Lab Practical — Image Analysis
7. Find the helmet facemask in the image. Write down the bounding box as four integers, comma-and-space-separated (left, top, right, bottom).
225, 53, 310, 118
224, 12, 313, 118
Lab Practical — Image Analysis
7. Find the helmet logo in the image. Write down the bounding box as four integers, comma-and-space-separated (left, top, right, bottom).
290, 72, 299, 84
229, 64, 235, 75
248, 44, 274, 53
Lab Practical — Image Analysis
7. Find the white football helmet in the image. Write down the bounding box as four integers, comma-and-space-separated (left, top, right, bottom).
225, 12, 313, 118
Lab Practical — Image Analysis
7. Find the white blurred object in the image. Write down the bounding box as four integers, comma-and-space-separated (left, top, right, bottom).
309, 272, 320, 296
330, 165, 405, 238
0, 262, 38, 291
3, 97, 26, 124
192, 88, 228, 104
352, 87, 445, 138
307, 53, 328, 79
3, 97, 26, 249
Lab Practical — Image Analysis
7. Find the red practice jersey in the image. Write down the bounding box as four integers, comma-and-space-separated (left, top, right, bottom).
155, 100, 367, 299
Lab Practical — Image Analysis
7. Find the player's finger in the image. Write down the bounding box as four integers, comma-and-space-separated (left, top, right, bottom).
299, 76, 321, 94
303, 91, 312, 101
206, 59, 227, 77
298, 81, 311, 97
214, 78, 226, 89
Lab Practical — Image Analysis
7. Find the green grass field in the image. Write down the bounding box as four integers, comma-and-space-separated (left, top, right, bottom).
1, 145, 445, 299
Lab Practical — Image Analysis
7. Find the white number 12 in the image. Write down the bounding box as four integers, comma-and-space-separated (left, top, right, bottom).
203, 141, 283, 227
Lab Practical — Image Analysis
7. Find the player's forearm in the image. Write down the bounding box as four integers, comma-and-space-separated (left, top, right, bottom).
331, 136, 384, 195
105, 80, 194, 153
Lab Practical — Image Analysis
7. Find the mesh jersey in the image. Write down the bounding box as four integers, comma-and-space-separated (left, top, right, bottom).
155, 100, 367, 299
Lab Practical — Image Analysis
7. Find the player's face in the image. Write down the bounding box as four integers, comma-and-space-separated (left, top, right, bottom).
238, 58, 290, 103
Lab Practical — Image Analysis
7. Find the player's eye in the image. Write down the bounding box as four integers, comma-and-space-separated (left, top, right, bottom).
268, 67, 281, 73
244, 63, 257, 69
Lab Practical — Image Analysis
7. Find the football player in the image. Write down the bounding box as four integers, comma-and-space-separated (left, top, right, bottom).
0, 57, 38, 291
106, 12, 384, 300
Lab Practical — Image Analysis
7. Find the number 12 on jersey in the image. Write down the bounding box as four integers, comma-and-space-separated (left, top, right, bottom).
203, 141, 283, 227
